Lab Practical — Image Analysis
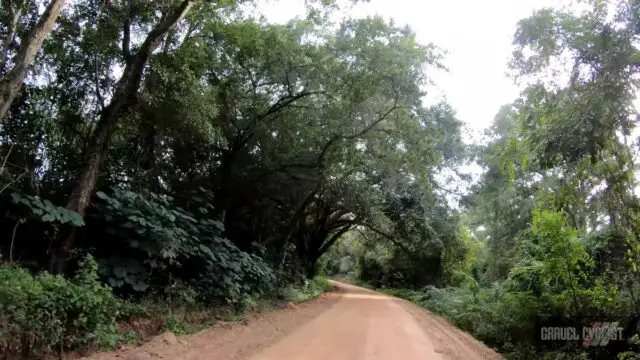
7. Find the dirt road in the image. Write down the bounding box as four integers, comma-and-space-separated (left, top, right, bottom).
86, 281, 501, 360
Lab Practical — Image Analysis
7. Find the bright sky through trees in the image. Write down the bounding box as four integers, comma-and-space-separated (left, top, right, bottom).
257, 0, 570, 137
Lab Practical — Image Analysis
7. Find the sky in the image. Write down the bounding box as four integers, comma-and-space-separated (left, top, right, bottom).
254, 0, 570, 138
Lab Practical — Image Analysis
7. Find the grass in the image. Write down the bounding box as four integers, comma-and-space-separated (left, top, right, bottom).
280, 276, 333, 303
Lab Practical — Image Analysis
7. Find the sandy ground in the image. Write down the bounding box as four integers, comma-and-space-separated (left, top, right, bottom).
83, 281, 502, 360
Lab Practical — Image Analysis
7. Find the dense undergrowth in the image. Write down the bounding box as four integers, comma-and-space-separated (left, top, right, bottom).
382, 283, 640, 360
325, 210, 640, 360
0, 254, 332, 358
0, 256, 120, 356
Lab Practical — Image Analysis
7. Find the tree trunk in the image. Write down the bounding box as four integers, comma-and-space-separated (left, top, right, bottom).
0, 0, 67, 121
56, 0, 195, 268
0, 1, 24, 73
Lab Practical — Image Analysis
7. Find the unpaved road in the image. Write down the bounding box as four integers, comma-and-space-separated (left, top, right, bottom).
85, 281, 501, 360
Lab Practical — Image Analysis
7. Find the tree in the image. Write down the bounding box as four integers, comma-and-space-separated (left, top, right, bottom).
510, 0, 640, 271
56, 0, 196, 266
0, 0, 465, 283
0, 0, 67, 121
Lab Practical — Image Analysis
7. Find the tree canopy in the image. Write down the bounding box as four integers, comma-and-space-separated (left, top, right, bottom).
3, 0, 640, 359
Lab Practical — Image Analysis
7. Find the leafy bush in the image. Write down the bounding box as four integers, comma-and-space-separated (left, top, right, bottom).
382, 282, 543, 356
10, 192, 85, 227
310, 276, 332, 294
196, 240, 276, 307
383, 212, 635, 359
94, 189, 205, 292
94, 189, 276, 305
0, 255, 120, 357
279, 276, 333, 303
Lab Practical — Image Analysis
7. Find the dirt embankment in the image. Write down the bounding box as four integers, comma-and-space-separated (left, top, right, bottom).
83, 282, 502, 360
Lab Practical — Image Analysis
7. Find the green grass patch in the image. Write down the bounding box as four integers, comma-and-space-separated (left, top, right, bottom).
280, 276, 333, 303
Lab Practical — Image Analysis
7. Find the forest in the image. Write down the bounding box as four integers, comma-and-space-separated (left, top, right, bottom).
0, 0, 639, 359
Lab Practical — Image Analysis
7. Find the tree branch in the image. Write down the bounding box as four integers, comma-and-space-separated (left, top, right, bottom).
0, 0, 24, 74
122, 0, 194, 101
0, 0, 68, 121
319, 225, 352, 254
122, 10, 131, 63
315, 81, 402, 166
253, 90, 324, 128
358, 222, 421, 260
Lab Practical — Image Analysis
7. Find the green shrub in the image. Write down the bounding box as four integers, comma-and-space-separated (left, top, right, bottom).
163, 314, 190, 335
279, 276, 333, 303
381, 281, 542, 357
380, 288, 425, 302
195, 240, 276, 307
308, 276, 332, 295
94, 189, 276, 306
0, 256, 120, 357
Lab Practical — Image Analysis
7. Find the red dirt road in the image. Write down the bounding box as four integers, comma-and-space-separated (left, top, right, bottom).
250, 281, 501, 360
85, 281, 502, 360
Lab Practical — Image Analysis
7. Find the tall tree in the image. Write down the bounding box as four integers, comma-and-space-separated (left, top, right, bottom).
57, 0, 195, 266
66, 0, 194, 216
0, 0, 67, 121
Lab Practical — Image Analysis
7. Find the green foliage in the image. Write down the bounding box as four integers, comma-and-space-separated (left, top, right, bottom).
384, 282, 551, 357
411, 3, 640, 358
0, 255, 120, 357
318, 232, 362, 279
95, 189, 206, 292
94, 189, 276, 304
10, 192, 84, 226
163, 314, 191, 336
196, 243, 276, 306
279, 276, 333, 303
509, 210, 592, 310
4, 0, 640, 359
383, 211, 635, 358
0, 0, 462, 320
95, 189, 204, 261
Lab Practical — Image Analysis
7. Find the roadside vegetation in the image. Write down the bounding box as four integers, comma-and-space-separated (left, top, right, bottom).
319, 2, 640, 359
1, 0, 640, 359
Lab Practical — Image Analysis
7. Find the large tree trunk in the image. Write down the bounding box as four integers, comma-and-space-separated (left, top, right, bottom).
55, 0, 195, 268
0, 0, 67, 121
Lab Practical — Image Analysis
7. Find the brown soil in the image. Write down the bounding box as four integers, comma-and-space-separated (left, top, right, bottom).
81, 281, 503, 360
